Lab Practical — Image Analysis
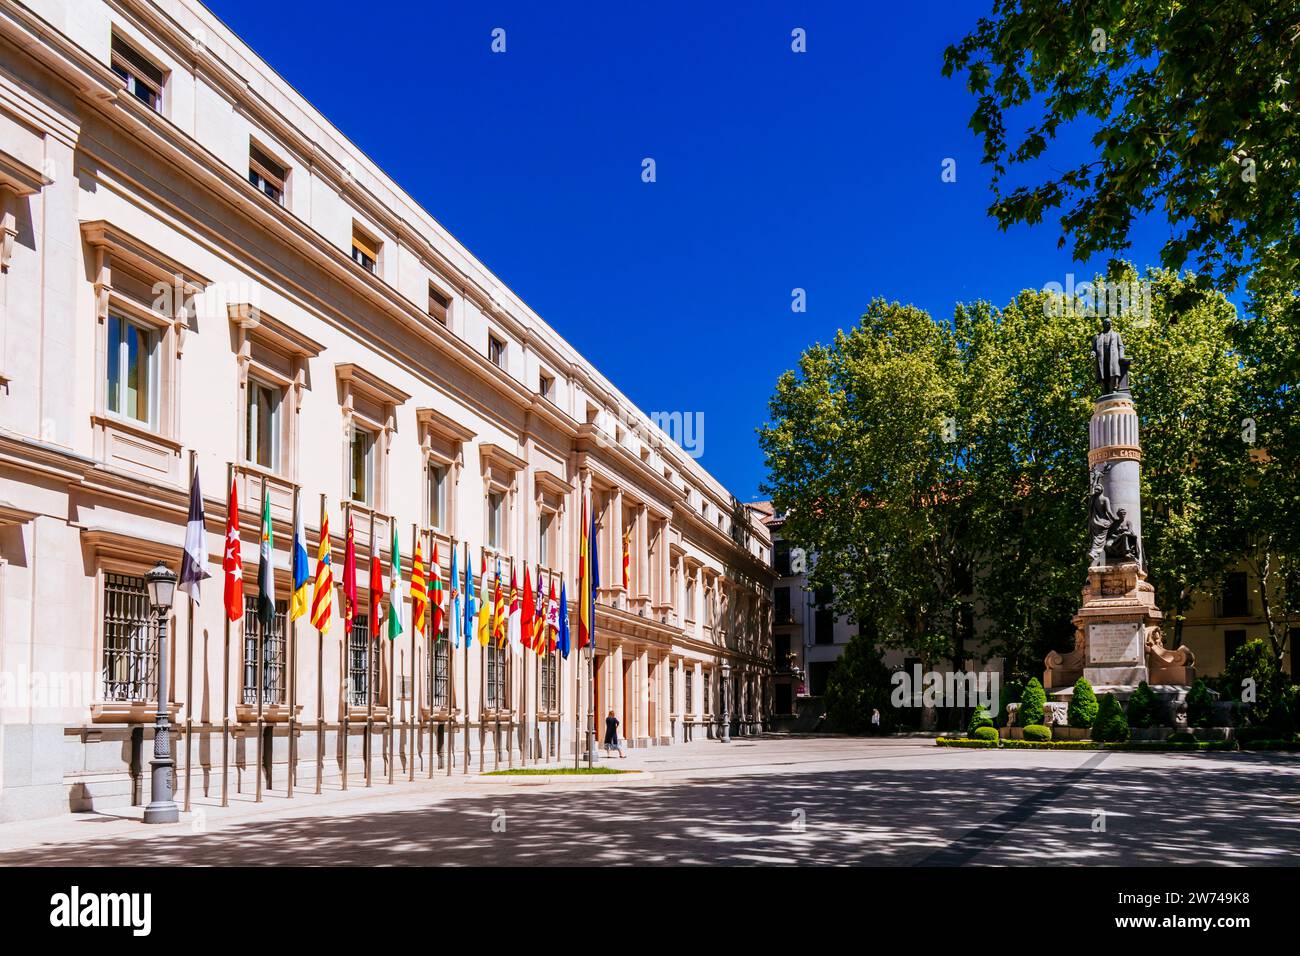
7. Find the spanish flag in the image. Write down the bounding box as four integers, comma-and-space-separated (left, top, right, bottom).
310, 504, 333, 633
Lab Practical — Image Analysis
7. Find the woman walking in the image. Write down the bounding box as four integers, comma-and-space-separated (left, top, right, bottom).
604, 709, 626, 758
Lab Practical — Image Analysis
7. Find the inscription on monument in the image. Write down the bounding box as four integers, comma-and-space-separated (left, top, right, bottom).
1087, 622, 1141, 664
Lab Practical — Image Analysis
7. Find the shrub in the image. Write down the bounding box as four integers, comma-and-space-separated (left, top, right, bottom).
970, 725, 999, 743
1018, 678, 1046, 728
1022, 724, 1052, 742
1186, 678, 1215, 727
1068, 677, 1098, 728
1092, 693, 1130, 742
967, 706, 994, 737
1167, 731, 1196, 744
1126, 681, 1161, 728
1224, 639, 1287, 727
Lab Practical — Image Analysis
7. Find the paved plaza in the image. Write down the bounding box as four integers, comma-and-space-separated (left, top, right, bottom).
0, 737, 1296, 866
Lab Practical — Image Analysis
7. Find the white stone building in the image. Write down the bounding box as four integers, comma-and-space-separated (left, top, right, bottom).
0, 0, 773, 821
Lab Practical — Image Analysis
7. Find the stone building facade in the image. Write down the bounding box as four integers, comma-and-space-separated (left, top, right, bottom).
0, 0, 773, 822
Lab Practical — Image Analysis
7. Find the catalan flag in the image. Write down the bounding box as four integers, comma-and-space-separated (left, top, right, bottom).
492, 558, 506, 647
411, 534, 427, 634
622, 524, 631, 591
290, 495, 310, 621
310, 505, 334, 633
578, 496, 589, 648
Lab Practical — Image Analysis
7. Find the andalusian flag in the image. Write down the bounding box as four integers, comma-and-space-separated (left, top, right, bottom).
290, 495, 310, 620
430, 542, 444, 637
411, 534, 427, 634
388, 523, 403, 640
310, 505, 334, 633
256, 492, 275, 629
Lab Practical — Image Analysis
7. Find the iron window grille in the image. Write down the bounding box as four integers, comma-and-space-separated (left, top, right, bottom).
242, 597, 288, 706
102, 573, 158, 702
541, 652, 558, 713
347, 614, 379, 707
485, 643, 507, 711
430, 633, 450, 709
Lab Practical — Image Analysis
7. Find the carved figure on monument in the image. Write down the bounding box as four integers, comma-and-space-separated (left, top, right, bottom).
1092, 316, 1130, 394
1087, 463, 1117, 566
1103, 509, 1144, 567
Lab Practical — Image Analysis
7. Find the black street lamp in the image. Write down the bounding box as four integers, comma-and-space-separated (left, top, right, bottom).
143, 560, 179, 824
719, 660, 731, 743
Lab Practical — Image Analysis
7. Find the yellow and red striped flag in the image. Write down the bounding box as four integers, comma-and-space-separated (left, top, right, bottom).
622, 525, 631, 591
411, 534, 428, 634
310, 505, 334, 633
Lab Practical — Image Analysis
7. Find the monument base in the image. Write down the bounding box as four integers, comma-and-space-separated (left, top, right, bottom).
1044, 561, 1195, 693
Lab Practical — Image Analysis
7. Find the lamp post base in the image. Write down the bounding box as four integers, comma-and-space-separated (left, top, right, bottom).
142, 801, 180, 824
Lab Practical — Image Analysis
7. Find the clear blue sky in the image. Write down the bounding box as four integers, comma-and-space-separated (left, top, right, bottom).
205, 0, 1171, 501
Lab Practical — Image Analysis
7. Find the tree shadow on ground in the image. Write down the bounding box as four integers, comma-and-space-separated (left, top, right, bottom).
4, 757, 1297, 866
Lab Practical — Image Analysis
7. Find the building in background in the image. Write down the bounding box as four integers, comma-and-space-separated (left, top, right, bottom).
0, 0, 772, 822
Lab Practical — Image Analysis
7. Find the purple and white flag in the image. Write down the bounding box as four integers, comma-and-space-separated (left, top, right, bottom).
178, 468, 211, 603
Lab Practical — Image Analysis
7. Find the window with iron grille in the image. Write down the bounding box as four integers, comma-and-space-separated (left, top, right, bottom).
684, 667, 693, 715
669, 664, 676, 714
541, 651, 558, 712
102, 573, 158, 702
485, 642, 507, 711
347, 614, 379, 707
703, 669, 711, 714
430, 633, 450, 709
242, 597, 288, 706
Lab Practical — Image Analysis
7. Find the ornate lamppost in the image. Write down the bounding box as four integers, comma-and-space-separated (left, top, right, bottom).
143, 561, 180, 824
719, 660, 731, 743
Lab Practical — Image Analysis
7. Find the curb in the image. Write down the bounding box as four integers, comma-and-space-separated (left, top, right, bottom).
466, 771, 654, 786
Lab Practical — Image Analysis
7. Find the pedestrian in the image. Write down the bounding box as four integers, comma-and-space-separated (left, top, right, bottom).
604, 709, 626, 758
871, 708, 881, 735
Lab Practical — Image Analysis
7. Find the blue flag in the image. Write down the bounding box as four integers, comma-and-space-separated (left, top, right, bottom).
557, 579, 570, 659
463, 548, 476, 640
589, 509, 600, 629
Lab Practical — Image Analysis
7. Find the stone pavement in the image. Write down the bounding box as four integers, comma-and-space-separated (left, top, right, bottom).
1, 736, 1297, 865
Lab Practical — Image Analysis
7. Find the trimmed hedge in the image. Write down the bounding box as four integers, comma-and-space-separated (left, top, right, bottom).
1022, 723, 1053, 742
1126, 681, 1161, 728
969, 725, 999, 743
1068, 677, 1098, 728
937, 737, 1237, 751
1187, 678, 1216, 727
967, 706, 994, 737
1092, 692, 1130, 742
936, 737, 998, 748
1167, 731, 1197, 744
1019, 678, 1046, 727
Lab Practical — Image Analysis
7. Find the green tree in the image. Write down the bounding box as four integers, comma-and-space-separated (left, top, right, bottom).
1068, 677, 1098, 729
942, 2, 1300, 301
822, 632, 895, 735
1018, 677, 1046, 727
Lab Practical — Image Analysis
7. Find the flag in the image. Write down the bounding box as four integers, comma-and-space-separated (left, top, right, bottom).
430, 541, 444, 637
492, 558, 506, 646
411, 535, 427, 634
222, 477, 243, 622
476, 555, 491, 646
578, 496, 589, 648
557, 577, 570, 659
388, 523, 403, 640
178, 467, 210, 603
521, 566, 535, 649
464, 547, 478, 646
342, 510, 357, 635
449, 544, 462, 648
310, 505, 334, 633
290, 495, 310, 620
545, 578, 560, 652
508, 566, 521, 648
256, 491, 275, 630
622, 524, 631, 591
589, 506, 600, 645
369, 531, 384, 638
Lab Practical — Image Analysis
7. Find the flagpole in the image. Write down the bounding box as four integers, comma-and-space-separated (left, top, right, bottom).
508, 555, 515, 770
388, 516, 396, 787
184, 449, 196, 813
255, 476, 266, 804
366, 509, 374, 788
222, 462, 232, 807
462, 541, 469, 776
523, 560, 530, 767
316, 493, 326, 795
571, 567, 578, 770
480, 548, 487, 774
342, 501, 352, 793
288, 485, 299, 800
443, 534, 454, 779
410, 522, 418, 783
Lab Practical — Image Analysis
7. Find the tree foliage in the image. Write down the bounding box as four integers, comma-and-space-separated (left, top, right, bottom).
822, 632, 895, 735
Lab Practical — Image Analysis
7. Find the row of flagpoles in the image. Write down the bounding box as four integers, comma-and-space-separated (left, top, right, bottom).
173, 456, 608, 807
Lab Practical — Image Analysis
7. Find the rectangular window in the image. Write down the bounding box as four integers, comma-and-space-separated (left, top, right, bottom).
431, 633, 450, 708
245, 379, 282, 471
541, 653, 558, 712
774, 586, 791, 624
774, 540, 791, 576
487, 491, 504, 549
703, 670, 711, 714
249, 143, 287, 204
349, 425, 375, 505
110, 35, 163, 111
347, 614, 379, 707
351, 226, 378, 273
488, 334, 505, 368
669, 665, 676, 713
684, 668, 693, 715
538, 512, 553, 565
1221, 571, 1249, 618
486, 643, 507, 711
539, 371, 554, 400
106, 312, 159, 428
242, 597, 288, 706
101, 573, 157, 702
428, 285, 449, 325
814, 585, 834, 644
426, 463, 447, 530
685, 580, 695, 620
